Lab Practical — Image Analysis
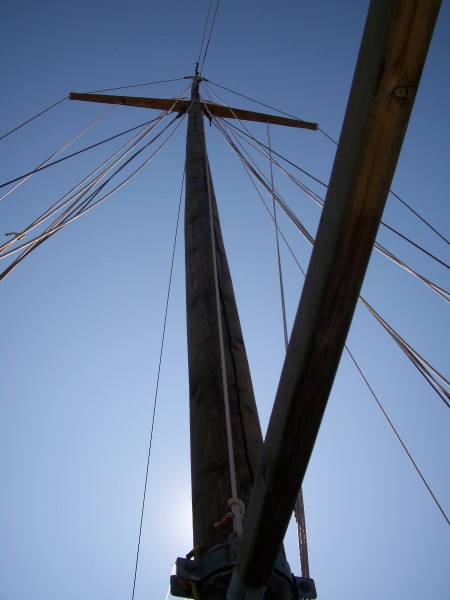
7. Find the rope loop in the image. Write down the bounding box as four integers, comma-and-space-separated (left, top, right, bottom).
228, 497, 245, 538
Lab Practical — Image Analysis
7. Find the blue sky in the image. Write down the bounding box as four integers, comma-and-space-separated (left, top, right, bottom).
0, 1, 449, 599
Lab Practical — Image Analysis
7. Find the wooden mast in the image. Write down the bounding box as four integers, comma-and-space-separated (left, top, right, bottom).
182, 75, 297, 599
184, 74, 263, 552
70, 75, 318, 599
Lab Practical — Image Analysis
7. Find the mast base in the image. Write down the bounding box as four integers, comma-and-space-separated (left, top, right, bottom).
169, 535, 315, 599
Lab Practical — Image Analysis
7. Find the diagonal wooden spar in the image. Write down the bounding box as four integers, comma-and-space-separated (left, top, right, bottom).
69, 91, 318, 130
229, 0, 442, 596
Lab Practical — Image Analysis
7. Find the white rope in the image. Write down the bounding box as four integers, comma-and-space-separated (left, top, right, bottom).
0, 115, 167, 260
0, 115, 186, 282
204, 153, 244, 538
203, 96, 450, 526
1, 83, 192, 264
203, 82, 324, 207
207, 107, 450, 307
203, 83, 450, 306
0, 102, 121, 204
0, 113, 168, 258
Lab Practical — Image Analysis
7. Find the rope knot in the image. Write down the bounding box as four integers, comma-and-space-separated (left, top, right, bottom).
228, 497, 245, 539
228, 497, 245, 518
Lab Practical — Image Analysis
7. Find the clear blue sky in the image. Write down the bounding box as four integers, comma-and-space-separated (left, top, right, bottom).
1, 1, 449, 599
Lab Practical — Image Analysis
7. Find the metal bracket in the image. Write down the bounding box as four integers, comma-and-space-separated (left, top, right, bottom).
170, 535, 316, 599
170, 541, 234, 597
293, 576, 317, 599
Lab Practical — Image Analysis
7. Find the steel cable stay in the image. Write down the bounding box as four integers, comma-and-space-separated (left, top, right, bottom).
0, 113, 186, 282
0, 96, 67, 142
209, 110, 450, 305
229, 141, 450, 422
0, 110, 172, 260
220, 118, 450, 274
359, 297, 450, 407
198, 0, 222, 75
0, 82, 193, 258
203, 82, 326, 207
1, 113, 185, 266
215, 124, 450, 402
206, 107, 450, 412
0, 83, 193, 263
196, 0, 215, 67
0, 78, 190, 143
0, 116, 163, 192
203, 82, 450, 274
206, 115, 449, 524
219, 117, 450, 282
47, 110, 187, 230
381, 222, 449, 271
205, 79, 450, 247
213, 114, 450, 274
0, 79, 194, 193
222, 118, 450, 267
206, 112, 450, 305
0, 78, 192, 204
205, 109, 315, 245
0, 102, 122, 203
345, 346, 449, 526
0, 116, 185, 282
0, 111, 170, 258
130, 170, 185, 600
50, 114, 186, 234
89, 76, 191, 94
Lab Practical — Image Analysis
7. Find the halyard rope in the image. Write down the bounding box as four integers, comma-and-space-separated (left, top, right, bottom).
205, 153, 244, 538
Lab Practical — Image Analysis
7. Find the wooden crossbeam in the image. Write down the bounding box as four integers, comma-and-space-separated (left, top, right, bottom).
203, 103, 318, 130
69, 92, 318, 130
69, 92, 190, 112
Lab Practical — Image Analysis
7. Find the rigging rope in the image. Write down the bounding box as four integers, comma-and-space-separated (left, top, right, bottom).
206, 79, 449, 247
205, 151, 244, 538
0, 102, 121, 203
1, 80, 193, 259
197, 0, 214, 66
0, 83, 192, 270
345, 347, 449, 525
201, 86, 450, 526
381, 222, 449, 271
0, 96, 67, 142
199, 0, 222, 74
203, 82, 450, 273
203, 104, 450, 303
205, 105, 449, 408
389, 190, 449, 247
89, 76, 190, 94
131, 170, 185, 600
0, 112, 186, 281
0, 110, 171, 259
221, 123, 450, 522
0, 117, 161, 191
359, 297, 450, 408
